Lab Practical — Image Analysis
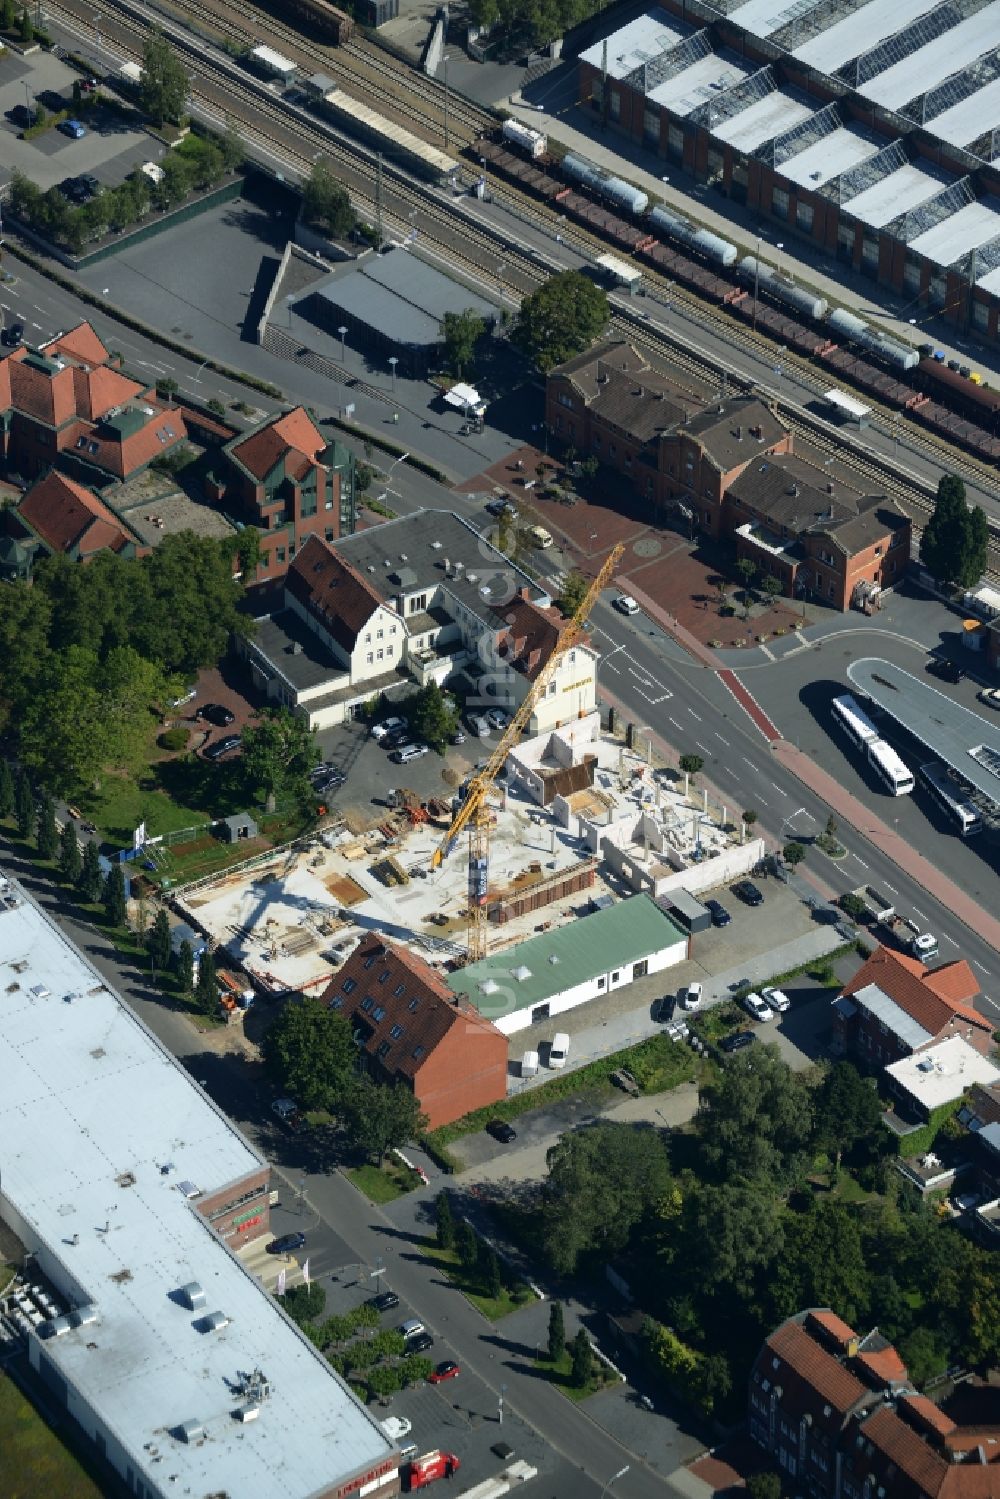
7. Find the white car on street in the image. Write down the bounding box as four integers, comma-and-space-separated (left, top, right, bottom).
978, 688, 1000, 709
614, 594, 640, 616
680, 981, 703, 1010
743, 991, 774, 1022
762, 986, 790, 1013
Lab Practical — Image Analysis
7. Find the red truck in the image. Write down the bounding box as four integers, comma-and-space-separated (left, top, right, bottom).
404, 1452, 461, 1490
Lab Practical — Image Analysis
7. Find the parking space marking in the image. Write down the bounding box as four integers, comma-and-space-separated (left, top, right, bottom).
973, 960, 992, 976
770, 782, 788, 797
715, 733, 730, 746
981, 994, 1000, 1015
883, 882, 898, 894
695, 740, 710, 753
941, 933, 959, 947
849, 852, 868, 868
912, 907, 926, 920
688, 708, 702, 721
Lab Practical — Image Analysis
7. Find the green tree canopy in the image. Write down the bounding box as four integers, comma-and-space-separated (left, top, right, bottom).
767, 1198, 868, 1327
512, 270, 608, 373
79, 838, 103, 903
263, 995, 357, 1112
696, 1042, 814, 1187
556, 569, 588, 618
920, 473, 978, 585
679, 753, 703, 780
194, 949, 218, 1016
103, 863, 128, 928
140, 29, 190, 126
303, 160, 356, 238
441, 308, 485, 377
149, 907, 172, 974
408, 682, 459, 752
540, 1121, 672, 1274
814, 1062, 882, 1167
343, 1076, 428, 1163
175, 938, 195, 996
241, 708, 318, 802
59, 821, 82, 885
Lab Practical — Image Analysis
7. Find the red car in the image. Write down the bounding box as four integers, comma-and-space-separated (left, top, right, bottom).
428, 1361, 460, 1384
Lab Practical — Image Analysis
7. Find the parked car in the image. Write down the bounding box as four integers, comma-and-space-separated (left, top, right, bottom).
978, 687, 1000, 709
407, 1332, 434, 1353
762, 985, 790, 1013
1, 322, 24, 347
486, 497, 517, 518
704, 898, 731, 927
398, 1318, 426, 1339
743, 991, 774, 1022
9, 104, 37, 129
59, 118, 87, 138
428, 1362, 460, 1384
719, 1030, 756, 1054
392, 743, 429, 764
486, 1119, 516, 1143
732, 879, 764, 907
927, 657, 964, 683
381, 1415, 412, 1441
469, 714, 491, 738
485, 708, 510, 730
614, 594, 640, 615
271, 1097, 307, 1132
451, 728, 466, 745
266, 1232, 306, 1255
372, 716, 407, 742
656, 993, 676, 1023
680, 981, 703, 1010
204, 734, 241, 761
610, 1067, 640, 1096
168, 685, 198, 709
199, 702, 236, 726
79, 77, 97, 92
383, 728, 412, 750
369, 1290, 400, 1313
527, 525, 554, 549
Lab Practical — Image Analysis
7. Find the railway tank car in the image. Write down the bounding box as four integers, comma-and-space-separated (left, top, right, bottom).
737, 256, 827, 322
501, 118, 547, 159
827, 309, 918, 372
647, 205, 736, 268
561, 152, 649, 217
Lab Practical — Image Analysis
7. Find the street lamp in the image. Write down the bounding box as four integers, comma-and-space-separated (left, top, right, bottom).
442, 54, 452, 151
600, 1465, 630, 1499
338, 325, 348, 362
389, 355, 398, 392
498, 1381, 507, 1424
496, 260, 505, 334
753, 235, 762, 334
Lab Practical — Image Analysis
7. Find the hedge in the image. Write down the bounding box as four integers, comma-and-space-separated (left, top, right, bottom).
322, 414, 449, 483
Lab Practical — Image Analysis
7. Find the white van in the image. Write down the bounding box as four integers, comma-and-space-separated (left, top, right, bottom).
521, 1049, 539, 1078
392, 743, 428, 764
548, 1032, 570, 1068
528, 525, 554, 550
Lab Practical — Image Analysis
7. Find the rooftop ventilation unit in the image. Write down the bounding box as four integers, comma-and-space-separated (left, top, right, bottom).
176, 1420, 205, 1444
512, 965, 532, 981
199, 1310, 231, 1334
176, 1181, 202, 1201
178, 1281, 207, 1310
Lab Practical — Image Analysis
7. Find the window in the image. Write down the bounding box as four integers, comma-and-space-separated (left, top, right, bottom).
329, 995, 343, 1010
364, 955, 377, 970
277, 547, 286, 565
377, 649, 384, 661
643, 107, 659, 143
343, 978, 357, 994
412, 1045, 425, 1060
609, 87, 620, 121
394, 983, 405, 997
365, 633, 371, 644
633, 959, 648, 979
796, 201, 814, 233
973, 301, 990, 330
558, 392, 574, 410
771, 187, 789, 218
377, 629, 384, 640
408, 996, 420, 1011
874, 545, 882, 556
377, 1041, 391, 1060
372, 1005, 386, 1022
379, 970, 391, 984
325, 528, 334, 541
612, 970, 621, 982
366, 652, 374, 665
387, 645, 394, 658
389, 1023, 404, 1040
361, 996, 374, 1013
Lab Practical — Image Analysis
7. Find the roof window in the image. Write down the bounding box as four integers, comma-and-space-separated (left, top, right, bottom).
372, 1006, 386, 1023
408, 996, 420, 1012
343, 977, 357, 994
389, 1024, 403, 1040
412, 1045, 425, 1060
360, 996, 374, 1014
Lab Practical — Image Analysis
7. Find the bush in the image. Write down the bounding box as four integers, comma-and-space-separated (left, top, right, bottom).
158, 726, 189, 751
282, 1282, 326, 1327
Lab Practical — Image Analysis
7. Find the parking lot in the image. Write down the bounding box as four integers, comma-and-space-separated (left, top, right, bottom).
0, 50, 152, 194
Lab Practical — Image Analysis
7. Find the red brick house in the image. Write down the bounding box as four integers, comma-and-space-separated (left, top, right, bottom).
210, 408, 357, 585
750, 1309, 1000, 1497
0, 322, 188, 481
15, 469, 148, 561
323, 935, 508, 1129
833, 945, 990, 1066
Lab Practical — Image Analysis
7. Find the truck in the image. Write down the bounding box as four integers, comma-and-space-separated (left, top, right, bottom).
218, 968, 254, 1009
845, 886, 937, 960
848, 884, 895, 925
403, 1451, 460, 1490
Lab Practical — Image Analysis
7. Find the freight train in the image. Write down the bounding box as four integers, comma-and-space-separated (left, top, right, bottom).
269, 0, 353, 43
484, 125, 1000, 462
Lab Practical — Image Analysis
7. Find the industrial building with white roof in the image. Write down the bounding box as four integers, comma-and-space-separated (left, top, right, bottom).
577, 0, 1000, 338
0, 867, 398, 1499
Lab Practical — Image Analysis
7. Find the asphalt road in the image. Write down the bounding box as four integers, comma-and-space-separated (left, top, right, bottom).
583, 593, 1000, 1014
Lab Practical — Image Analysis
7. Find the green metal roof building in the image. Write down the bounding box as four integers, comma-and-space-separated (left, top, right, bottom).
448, 894, 688, 1035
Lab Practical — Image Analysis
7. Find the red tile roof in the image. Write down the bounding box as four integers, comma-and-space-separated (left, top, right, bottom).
856, 1346, 909, 1386
326, 936, 502, 1084
10, 358, 79, 427
229, 406, 325, 482
807, 1309, 858, 1351
286, 533, 383, 653
63, 406, 188, 480
900, 1394, 957, 1440
18, 470, 134, 556
862, 1405, 951, 1497
43, 321, 109, 367
842, 947, 987, 1044
766, 1320, 868, 1415
495, 595, 591, 682
70, 364, 144, 422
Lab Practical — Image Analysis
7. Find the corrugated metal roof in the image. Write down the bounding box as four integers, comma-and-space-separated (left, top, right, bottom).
449, 895, 686, 1018
853, 980, 933, 1049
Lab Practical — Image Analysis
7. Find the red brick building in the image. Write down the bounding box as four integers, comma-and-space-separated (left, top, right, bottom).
833, 945, 990, 1066
323, 936, 508, 1128
0, 322, 188, 481
546, 342, 910, 610
209, 408, 357, 585
14, 469, 148, 562
750, 1309, 1000, 1497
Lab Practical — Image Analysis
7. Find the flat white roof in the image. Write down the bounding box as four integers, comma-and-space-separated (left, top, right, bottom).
908, 195, 1000, 266
648, 50, 752, 115
0, 871, 394, 1497
886, 1035, 1000, 1111
779, 126, 881, 188
974, 259, 1000, 294
792, 0, 939, 73
843, 160, 954, 227
580, 9, 690, 80
931, 76, 1000, 149
712, 90, 815, 151
727, 0, 826, 38
596, 252, 644, 282
250, 43, 297, 74
824, 388, 872, 418
858, 3, 1000, 112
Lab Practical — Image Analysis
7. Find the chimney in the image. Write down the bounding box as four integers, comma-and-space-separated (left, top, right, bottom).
454, 561, 464, 578
443, 557, 450, 575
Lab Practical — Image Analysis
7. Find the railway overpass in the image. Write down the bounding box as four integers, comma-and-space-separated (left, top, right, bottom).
848, 657, 1000, 823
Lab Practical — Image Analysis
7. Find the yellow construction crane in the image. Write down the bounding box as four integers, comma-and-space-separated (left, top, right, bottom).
432, 543, 625, 962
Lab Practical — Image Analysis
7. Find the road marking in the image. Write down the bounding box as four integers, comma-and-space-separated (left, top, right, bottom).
604, 661, 621, 673
627, 663, 672, 706
688, 709, 702, 721
756, 793, 770, 805
695, 740, 710, 753
31, 321, 42, 330
980, 994, 1000, 1015
973, 960, 992, 976
850, 853, 869, 868
883, 882, 898, 894
758, 643, 775, 661
770, 782, 788, 797
941, 933, 958, 947
912, 907, 926, 920
715, 733, 730, 746
669, 716, 683, 729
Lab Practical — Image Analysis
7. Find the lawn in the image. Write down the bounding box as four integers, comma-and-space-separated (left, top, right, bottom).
347, 1161, 422, 1204
423, 1240, 535, 1321
0, 1374, 104, 1499
532, 1348, 614, 1402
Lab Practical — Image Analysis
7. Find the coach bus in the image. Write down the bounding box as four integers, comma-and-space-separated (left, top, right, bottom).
831, 693, 879, 749
918, 761, 983, 837
867, 739, 915, 796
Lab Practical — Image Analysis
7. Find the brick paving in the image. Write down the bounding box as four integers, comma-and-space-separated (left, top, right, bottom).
624, 542, 809, 648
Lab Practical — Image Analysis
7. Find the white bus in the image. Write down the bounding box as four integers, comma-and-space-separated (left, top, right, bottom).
867, 739, 914, 796
831, 693, 879, 749
918, 761, 983, 837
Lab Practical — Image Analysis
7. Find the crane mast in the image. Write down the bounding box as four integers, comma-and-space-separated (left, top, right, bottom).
433, 544, 625, 962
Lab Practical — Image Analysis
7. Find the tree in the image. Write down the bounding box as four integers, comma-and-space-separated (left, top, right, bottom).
540, 1121, 672, 1275
103, 863, 128, 929
547, 1300, 565, 1362
263, 995, 356, 1112
79, 838, 103, 903
35, 792, 57, 860
194, 948, 218, 1015
768, 1198, 869, 1327
435, 1191, 455, 1250
782, 840, 805, 866
220, 119, 245, 172
302, 159, 356, 238
761, 575, 784, 603
557, 568, 588, 619
814, 1062, 883, 1169
961, 504, 989, 590
0, 758, 13, 819
17, 8, 32, 43
355, 463, 375, 494
481, 1245, 502, 1300
59, 821, 82, 885
140, 29, 190, 126
455, 1221, 478, 1270
747, 1474, 782, 1499
570, 1328, 592, 1388
512, 270, 609, 373
234, 526, 261, 578
343, 1076, 428, 1163
441, 308, 485, 377
157, 151, 194, 209
679, 753, 703, 783
241, 708, 318, 805
742, 809, 758, 832
839, 891, 868, 922
176, 938, 195, 996
697, 1043, 814, 1187
191, 141, 224, 191
736, 557, 757, 612
133, 532, 248, 675
409, 682, 459, 753
149, 907, 172, 974
0, 0, 15, 31
919, 473, 986, 586
15, 769, 34, 840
